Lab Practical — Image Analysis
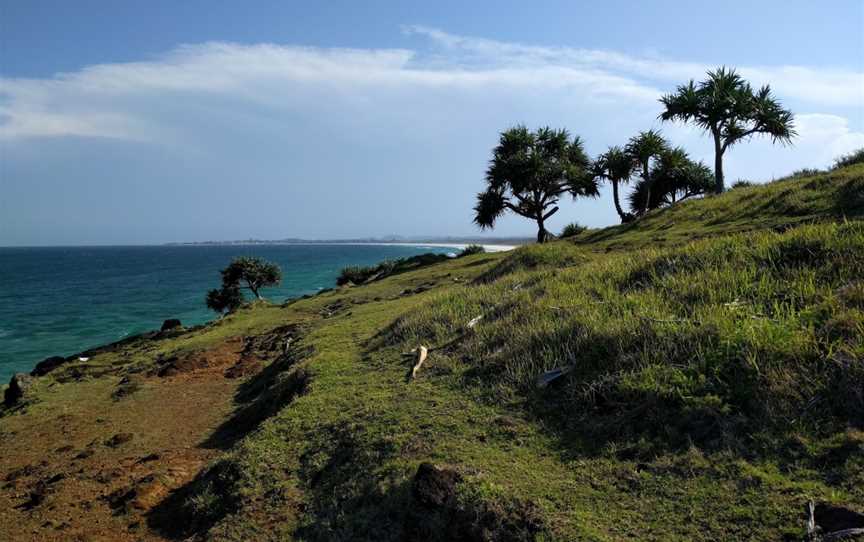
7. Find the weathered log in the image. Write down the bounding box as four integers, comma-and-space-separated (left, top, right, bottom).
407, 346, 428, 381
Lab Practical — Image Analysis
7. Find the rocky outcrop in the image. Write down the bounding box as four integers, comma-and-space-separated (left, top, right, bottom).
160, 319, 183, 332
4, 373, 35, 407
30, 356, 69, 377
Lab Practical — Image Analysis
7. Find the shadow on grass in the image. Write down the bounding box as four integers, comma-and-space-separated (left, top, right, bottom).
200, 344, 313, 450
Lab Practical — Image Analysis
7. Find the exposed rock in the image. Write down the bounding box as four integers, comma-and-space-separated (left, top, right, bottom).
160, 319, 183, 332
105, 433, 134, 448
5, 464, 39, 482
412, 462, 462, 508
136, 453, 160, 463
225, 356, 263, 378
31, 356, 69, 377
816, 503, 864, 533
74, 449, 95, 460
4, 373, 34, 407
112, 376, 142, 400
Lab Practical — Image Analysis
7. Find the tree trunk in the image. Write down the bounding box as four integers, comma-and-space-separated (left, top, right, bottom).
611, 180, 627, 222
713, 132, 725, 194
641, 163, 652, 214
536, 218, 547, 243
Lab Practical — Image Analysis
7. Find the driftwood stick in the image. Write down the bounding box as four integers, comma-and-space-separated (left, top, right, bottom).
407, 346, 428, 381
466, 315, 483, 329
807, 501, 816, 539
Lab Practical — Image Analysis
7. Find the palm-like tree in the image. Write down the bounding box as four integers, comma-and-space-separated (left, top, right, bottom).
474, 126, 598, 243
659, 67, 796, 193
628, 147, 713, 212
593, 146, 635, 223
625, 129, 669, 216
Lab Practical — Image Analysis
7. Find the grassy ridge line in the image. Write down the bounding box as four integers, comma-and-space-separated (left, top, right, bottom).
3, 167, 862, 540
573, 164, 864, 250
173, 168, 863, 540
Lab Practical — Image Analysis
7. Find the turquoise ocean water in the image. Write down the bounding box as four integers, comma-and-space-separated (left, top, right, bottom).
0, 244, 454, 382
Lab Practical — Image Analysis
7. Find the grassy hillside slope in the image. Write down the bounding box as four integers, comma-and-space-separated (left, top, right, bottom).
2, 165, 863, 541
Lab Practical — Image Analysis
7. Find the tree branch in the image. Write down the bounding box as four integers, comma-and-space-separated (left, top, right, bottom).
542, 206, 559, 220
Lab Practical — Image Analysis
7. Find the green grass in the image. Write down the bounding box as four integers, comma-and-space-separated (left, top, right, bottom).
8, 166, 864, 540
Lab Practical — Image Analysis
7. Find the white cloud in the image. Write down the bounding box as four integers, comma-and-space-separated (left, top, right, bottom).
794, 113, 864, 165
1, 28, 863, 244
405, 26, 864, 107
2, 27, 860, 142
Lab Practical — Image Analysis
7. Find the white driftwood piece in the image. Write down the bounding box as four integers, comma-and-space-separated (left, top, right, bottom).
409, 346, 429, 381
467, 315, 483, 329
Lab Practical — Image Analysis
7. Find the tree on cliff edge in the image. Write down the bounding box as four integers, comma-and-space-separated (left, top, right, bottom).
205, 256, 281, 315
474, 126, 598, 243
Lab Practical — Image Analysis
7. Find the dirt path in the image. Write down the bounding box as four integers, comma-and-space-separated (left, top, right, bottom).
0, 340, 249, 541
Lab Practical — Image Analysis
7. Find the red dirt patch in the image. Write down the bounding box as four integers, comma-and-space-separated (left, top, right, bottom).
0, 341, 248, 541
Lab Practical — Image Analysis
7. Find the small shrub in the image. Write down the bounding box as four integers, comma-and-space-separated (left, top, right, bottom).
731, 179, 756, 189
336, 264, 379, 286
834, 147, 864, 170
337, 253, 450, 286
458, 244, 486, 257
560, 222, 586, 238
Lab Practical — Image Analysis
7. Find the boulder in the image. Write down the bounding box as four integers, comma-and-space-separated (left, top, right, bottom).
160, 319, 182, 332
30, 356, 69, 377
411, 462, 462, 509
4, 373, 34, 407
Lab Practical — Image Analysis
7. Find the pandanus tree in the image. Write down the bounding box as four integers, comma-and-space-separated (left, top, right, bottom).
625, 130, 669, 216
659, 67, 796, 193
628, 147, 713, 212
593, 146, 635, 223
206, 256, 282, 315
474, 126, 598, 243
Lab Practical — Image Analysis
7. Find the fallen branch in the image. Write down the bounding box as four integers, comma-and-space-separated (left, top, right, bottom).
405, 346, 429, 381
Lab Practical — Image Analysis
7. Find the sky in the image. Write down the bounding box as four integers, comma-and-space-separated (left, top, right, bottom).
1, 0, 863, 246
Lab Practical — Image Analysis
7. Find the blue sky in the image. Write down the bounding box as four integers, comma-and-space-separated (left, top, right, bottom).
2, 0, 863, 245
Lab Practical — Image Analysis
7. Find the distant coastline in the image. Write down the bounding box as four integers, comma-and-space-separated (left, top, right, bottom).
165, 237, 530, 252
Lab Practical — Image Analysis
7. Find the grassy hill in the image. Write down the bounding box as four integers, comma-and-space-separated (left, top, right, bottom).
2, 165, 863, 541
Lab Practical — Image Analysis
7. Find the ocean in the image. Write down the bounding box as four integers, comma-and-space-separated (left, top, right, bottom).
0, 244, 456, 382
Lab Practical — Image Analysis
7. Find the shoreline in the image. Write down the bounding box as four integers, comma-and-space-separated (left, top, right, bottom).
302, 242, 518, 252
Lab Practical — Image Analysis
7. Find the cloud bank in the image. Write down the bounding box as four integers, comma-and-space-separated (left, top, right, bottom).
1, 28, 862, 244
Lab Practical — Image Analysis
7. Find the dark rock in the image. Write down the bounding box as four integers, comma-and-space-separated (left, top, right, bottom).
816, 503, 864, 533
105, 433, 134, 448
160, 319, 182, 332
136, 453, 160, 464
5, 464, 39, 482
412, 462, 462, 509
4, 373, 34, 406
31, 356, 69, 376
112, 377, 141, 400
73, 449, 94, 460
